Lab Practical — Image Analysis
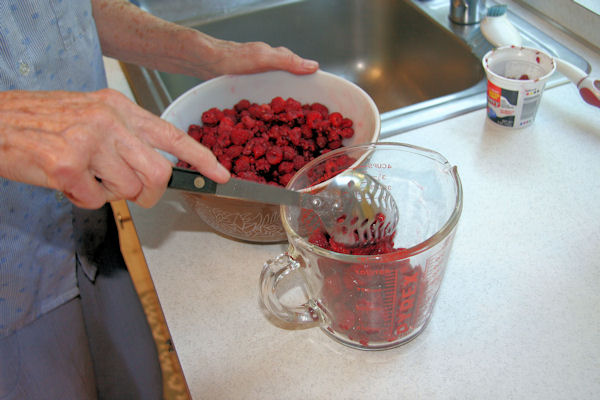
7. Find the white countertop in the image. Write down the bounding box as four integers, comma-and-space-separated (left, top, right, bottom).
118, 4, 600, 399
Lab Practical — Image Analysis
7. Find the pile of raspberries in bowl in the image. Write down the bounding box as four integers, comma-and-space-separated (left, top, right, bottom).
160, 70, 380, 243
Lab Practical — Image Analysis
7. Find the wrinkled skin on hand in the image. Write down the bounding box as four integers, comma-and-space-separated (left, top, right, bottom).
0, 89, 229, 209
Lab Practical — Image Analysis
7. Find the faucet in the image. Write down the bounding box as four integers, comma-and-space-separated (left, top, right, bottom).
449, 0, 486, 25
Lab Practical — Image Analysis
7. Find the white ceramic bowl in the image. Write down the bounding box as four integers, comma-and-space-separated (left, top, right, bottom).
161, 70, 380, 243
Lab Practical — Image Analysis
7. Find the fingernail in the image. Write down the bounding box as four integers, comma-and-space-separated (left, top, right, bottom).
302, 59, 319, 70
215, 162, 231, 181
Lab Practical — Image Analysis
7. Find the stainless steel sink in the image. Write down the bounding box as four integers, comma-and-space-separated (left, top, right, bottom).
124, 0, 590, 137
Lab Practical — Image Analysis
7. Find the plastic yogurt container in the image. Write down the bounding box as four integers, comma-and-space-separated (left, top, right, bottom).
482, 46, 556, 128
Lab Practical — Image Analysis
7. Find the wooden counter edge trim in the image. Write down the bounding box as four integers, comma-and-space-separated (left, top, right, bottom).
110, 199, 192, 400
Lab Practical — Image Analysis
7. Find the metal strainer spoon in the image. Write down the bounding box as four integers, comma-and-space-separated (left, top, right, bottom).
168, 166, 398, 246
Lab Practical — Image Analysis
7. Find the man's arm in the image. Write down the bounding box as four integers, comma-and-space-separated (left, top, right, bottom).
90, 0, 319, 79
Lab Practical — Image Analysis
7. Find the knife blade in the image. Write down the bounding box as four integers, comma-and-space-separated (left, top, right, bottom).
167, 166, 303, 206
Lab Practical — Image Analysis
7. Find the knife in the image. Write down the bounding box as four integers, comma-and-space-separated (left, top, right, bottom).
168, 166, 306, 206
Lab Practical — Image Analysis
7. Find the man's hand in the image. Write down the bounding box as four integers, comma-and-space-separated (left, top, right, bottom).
0, 89, 229, 209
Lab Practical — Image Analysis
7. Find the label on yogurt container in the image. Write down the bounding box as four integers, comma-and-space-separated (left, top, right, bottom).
486, 80, 542, 128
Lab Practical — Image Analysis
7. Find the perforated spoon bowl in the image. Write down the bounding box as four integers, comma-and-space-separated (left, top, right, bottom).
307, 169, 398, 245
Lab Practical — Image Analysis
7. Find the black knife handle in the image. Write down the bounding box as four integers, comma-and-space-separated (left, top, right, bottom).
168, 166, 218, 194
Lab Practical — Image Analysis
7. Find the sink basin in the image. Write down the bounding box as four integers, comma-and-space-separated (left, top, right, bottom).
124, 0, 590, 137
157, 0, 483, 113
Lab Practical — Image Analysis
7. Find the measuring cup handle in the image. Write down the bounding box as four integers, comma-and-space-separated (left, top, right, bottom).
259, 253, 320, 326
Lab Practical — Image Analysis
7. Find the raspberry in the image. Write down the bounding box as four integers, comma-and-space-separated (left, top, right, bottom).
224, 145, 243, 159
282, 145, 297, 161
233, 155, 252, 174
275, 111, 292, 124
288, 127, 302, 146
324, 159, 343, 178
211, 144, 224, 157
341, 127, 354, 139
201, 107, 223, 125
267, 125, 281, 141
266, 146, 283, 165
216, 130, 231, 148
188, 124, 203, 141
218, 118, 234, 135
249, 103, 273, 121
275, 135, 289, 147
308, 229, 329, 248
278, 161, 294, 175
270, 96, 286, 113
285, 97, 302, 111
200, 131, 217, 148
278, 173, 294, 187
315, 135, 328, 149
236, 170, 263, 182
223, 109, 238, 123
300, 124, 313, 139
251, 139, 268, 159
303, 152, 315, 164
241, 115, 257, 129
288, 109, 304, 123
234, 99, 251, 112
231, 127, 251, 145
257, 145, 270, 160
292, 155, 306, 170
328, 140, 342, 150
254, 120, 267, 135
300, 139, 316, 152
330, 240, 352, 255
278, 125, 291, 139
315, 119, 331, 133
254, 158, 271, 173
305, 110, 322, 129
329, 112, 343, 127
310, 102, 329, 118
327, 128, 341, 142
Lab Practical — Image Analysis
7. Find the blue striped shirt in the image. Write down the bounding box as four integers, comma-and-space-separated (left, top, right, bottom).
0, 0, 108, 337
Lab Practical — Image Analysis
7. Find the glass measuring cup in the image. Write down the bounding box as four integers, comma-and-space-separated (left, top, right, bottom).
259, 143, 463, 350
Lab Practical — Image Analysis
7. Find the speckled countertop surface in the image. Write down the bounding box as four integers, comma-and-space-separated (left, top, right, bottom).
113, 3, 600, 399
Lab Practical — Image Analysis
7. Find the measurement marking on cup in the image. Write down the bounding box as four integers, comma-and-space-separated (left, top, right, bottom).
383, 268, 420, 337
383, 268, 400, 337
